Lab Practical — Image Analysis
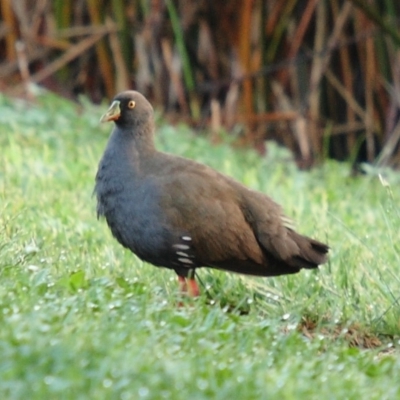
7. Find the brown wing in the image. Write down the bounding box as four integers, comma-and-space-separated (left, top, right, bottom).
240, 188, 328, 270
151, 154, 328, 277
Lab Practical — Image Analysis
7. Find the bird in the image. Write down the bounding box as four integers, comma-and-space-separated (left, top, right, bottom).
94, 90, 329, 297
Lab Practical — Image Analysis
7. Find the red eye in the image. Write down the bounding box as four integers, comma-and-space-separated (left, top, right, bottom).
128, 100, 135, 109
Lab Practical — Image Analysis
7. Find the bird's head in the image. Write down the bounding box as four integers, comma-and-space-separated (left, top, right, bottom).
100, 91, 154, 128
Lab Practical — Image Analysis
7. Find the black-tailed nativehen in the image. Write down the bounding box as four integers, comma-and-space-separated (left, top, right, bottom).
95, 91, 329, 296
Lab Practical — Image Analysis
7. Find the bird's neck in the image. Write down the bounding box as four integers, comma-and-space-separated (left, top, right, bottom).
115, 120, 156, 154
107, 123, 157, 178
131, 130, 156, 154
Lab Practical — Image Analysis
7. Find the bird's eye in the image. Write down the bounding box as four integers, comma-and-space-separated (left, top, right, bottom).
128, 100, 136, 109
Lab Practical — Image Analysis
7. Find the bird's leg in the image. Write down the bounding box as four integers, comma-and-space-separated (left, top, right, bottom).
187, 278, 200, 297
177, 270, 199, 298
178, 275, 188, 293
187, 269, 200, 297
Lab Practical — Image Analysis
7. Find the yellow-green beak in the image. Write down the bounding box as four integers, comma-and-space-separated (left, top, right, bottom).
100, 100, 121, 123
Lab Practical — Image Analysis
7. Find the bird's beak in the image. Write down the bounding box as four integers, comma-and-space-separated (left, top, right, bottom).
100, 100, 121, 123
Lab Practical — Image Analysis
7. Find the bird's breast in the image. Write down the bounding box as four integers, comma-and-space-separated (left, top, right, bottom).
95, 165, 172, 258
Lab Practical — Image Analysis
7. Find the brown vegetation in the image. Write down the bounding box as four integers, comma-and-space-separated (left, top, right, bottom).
1, 0, 400, 166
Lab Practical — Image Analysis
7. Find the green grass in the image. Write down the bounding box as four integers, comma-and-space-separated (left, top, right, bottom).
0, 91, 399, 399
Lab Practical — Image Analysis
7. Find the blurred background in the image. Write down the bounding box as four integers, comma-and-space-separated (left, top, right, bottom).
1, 0, 400, 168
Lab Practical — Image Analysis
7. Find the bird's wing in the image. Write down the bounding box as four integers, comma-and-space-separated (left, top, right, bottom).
240, 188, 328, 268
151, 156, 266, 267
150, 154, 327, 276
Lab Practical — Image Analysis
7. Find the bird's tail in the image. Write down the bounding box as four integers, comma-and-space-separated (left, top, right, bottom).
288, 231, 329, 269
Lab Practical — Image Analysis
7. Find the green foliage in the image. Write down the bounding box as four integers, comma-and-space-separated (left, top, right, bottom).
0, 92, 399, 399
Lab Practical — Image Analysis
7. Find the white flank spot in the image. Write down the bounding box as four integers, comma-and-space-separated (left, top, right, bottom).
182, 236, 192, 241
178, 257, 193, 265
176, 251, 189, 257
281, 215, 295, 230
173, 244, 190, 250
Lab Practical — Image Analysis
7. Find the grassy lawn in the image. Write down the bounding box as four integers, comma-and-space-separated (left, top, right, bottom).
0, 91, 399, 399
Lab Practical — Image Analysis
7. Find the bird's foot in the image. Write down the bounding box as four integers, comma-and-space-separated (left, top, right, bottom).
177, 276, 200, 297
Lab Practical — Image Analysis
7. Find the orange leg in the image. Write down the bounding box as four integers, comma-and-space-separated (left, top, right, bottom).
177, 276, 200, 297
178, 275, 187, 293
188, 278, 200, 297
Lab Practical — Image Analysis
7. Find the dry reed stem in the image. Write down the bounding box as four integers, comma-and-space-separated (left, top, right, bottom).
55, 25, 119, 38
331, 0, 357, 150
365, 32, 376, 162
106, 17, 130, 93
289, 0, 319, 59
308, 0, 327, 157
377, 120, 400, 166
12, 32, 108, 94
271, 80, 310, 160
0, 48, 49, 79
15, 40, 32, 99
86, 0, 115, 98
238, 0, 254, 125
1, 0, 17, 61
324, 69, 366, 121
161, 38, 189, 113
308, 1, 353, 96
